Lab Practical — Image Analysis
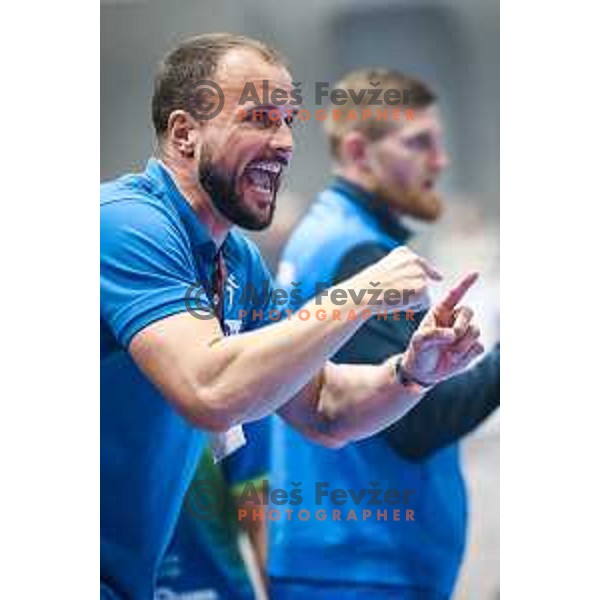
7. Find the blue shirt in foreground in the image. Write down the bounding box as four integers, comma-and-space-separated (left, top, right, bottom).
101, 158, 275, 599
156, 418, 272, 600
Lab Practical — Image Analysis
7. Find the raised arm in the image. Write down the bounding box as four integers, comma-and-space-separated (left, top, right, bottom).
128, 246, 440, 432
278, 273, 484, 446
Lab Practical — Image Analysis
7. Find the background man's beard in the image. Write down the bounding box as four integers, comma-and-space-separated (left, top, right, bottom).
377, 182, 443, 222
198, 154, 276, 231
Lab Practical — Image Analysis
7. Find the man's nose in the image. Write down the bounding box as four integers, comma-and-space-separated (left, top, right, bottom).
431, 148, 449, 172
269, 120, 293, 157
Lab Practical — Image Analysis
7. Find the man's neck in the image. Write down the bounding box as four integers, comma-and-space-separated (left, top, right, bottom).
333, 166, 377, 196
160, 153, 230, 249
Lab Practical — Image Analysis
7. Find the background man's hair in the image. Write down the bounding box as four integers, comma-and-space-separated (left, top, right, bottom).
152, 33, 283, 138
323, 68, 436, 160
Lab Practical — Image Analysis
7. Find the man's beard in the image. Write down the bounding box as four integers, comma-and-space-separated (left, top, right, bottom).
376, 181, 443, 222
198, 147, 276, 231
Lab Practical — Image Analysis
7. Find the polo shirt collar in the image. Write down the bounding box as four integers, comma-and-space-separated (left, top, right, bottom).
144, 157, 225, 258
329, 176, 413, 244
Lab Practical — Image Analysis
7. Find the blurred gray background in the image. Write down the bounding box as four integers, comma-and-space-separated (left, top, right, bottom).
101, 1, 499, 598
101, 0, 498, 219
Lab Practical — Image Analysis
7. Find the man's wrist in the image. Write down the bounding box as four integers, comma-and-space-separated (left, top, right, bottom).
392, 354, 435, 390
341, 273, 376, 311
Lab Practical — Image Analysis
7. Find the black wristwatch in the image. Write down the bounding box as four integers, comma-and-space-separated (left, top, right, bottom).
394, 355, 434, 390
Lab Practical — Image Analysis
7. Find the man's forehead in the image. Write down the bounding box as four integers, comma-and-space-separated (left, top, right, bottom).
215, 48, 293, 96
397, 105, 443, 136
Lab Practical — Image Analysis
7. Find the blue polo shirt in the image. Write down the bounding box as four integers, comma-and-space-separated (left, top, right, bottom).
101, 158, 276, 599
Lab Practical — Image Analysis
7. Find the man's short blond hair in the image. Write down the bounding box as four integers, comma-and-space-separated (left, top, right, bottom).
323, 68, 436, 160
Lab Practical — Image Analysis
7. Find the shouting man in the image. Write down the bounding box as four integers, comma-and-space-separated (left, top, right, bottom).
101, 36, 484, 599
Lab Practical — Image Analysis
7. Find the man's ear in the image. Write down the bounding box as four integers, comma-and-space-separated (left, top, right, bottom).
340, 131, 371, 170
166, 110, 201, 158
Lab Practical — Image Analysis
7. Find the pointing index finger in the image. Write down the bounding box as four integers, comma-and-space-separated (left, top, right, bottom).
436, 272, 479, 314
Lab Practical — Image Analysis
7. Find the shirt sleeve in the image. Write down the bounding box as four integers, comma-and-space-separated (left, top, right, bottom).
100, 198, 210, 348
333, 242, 500, 461
382, 344, 500, 460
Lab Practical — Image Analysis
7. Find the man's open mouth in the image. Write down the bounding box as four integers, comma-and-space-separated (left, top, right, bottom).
241, 160, 284, 195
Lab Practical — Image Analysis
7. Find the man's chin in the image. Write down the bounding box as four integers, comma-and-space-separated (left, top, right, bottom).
408, 191, 443, 222
383, 186, 443, 222
241, 218, 273, 231
255, 206, 276, 230
236, 190, 277, 230
236, 205, 275, 231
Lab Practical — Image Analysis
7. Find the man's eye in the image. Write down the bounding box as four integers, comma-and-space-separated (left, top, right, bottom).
284, 113, 296, 128
406, 134, 432, 150
244, 110, 275, 127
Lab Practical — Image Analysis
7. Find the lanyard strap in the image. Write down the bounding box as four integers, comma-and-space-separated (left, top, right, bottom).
211, 250, 227, 330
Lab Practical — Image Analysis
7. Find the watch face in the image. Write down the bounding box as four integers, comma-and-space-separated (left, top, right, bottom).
395, 357, 409, 385
396, 356, 429, 389
400, 369, 413, 386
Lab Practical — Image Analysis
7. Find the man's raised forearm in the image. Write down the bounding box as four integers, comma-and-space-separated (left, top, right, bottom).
309, 357, 428, 445
130, 248, 438, 432
290, 273, 487, 446
182, 247, 440, 430
192, 296, 370, 429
